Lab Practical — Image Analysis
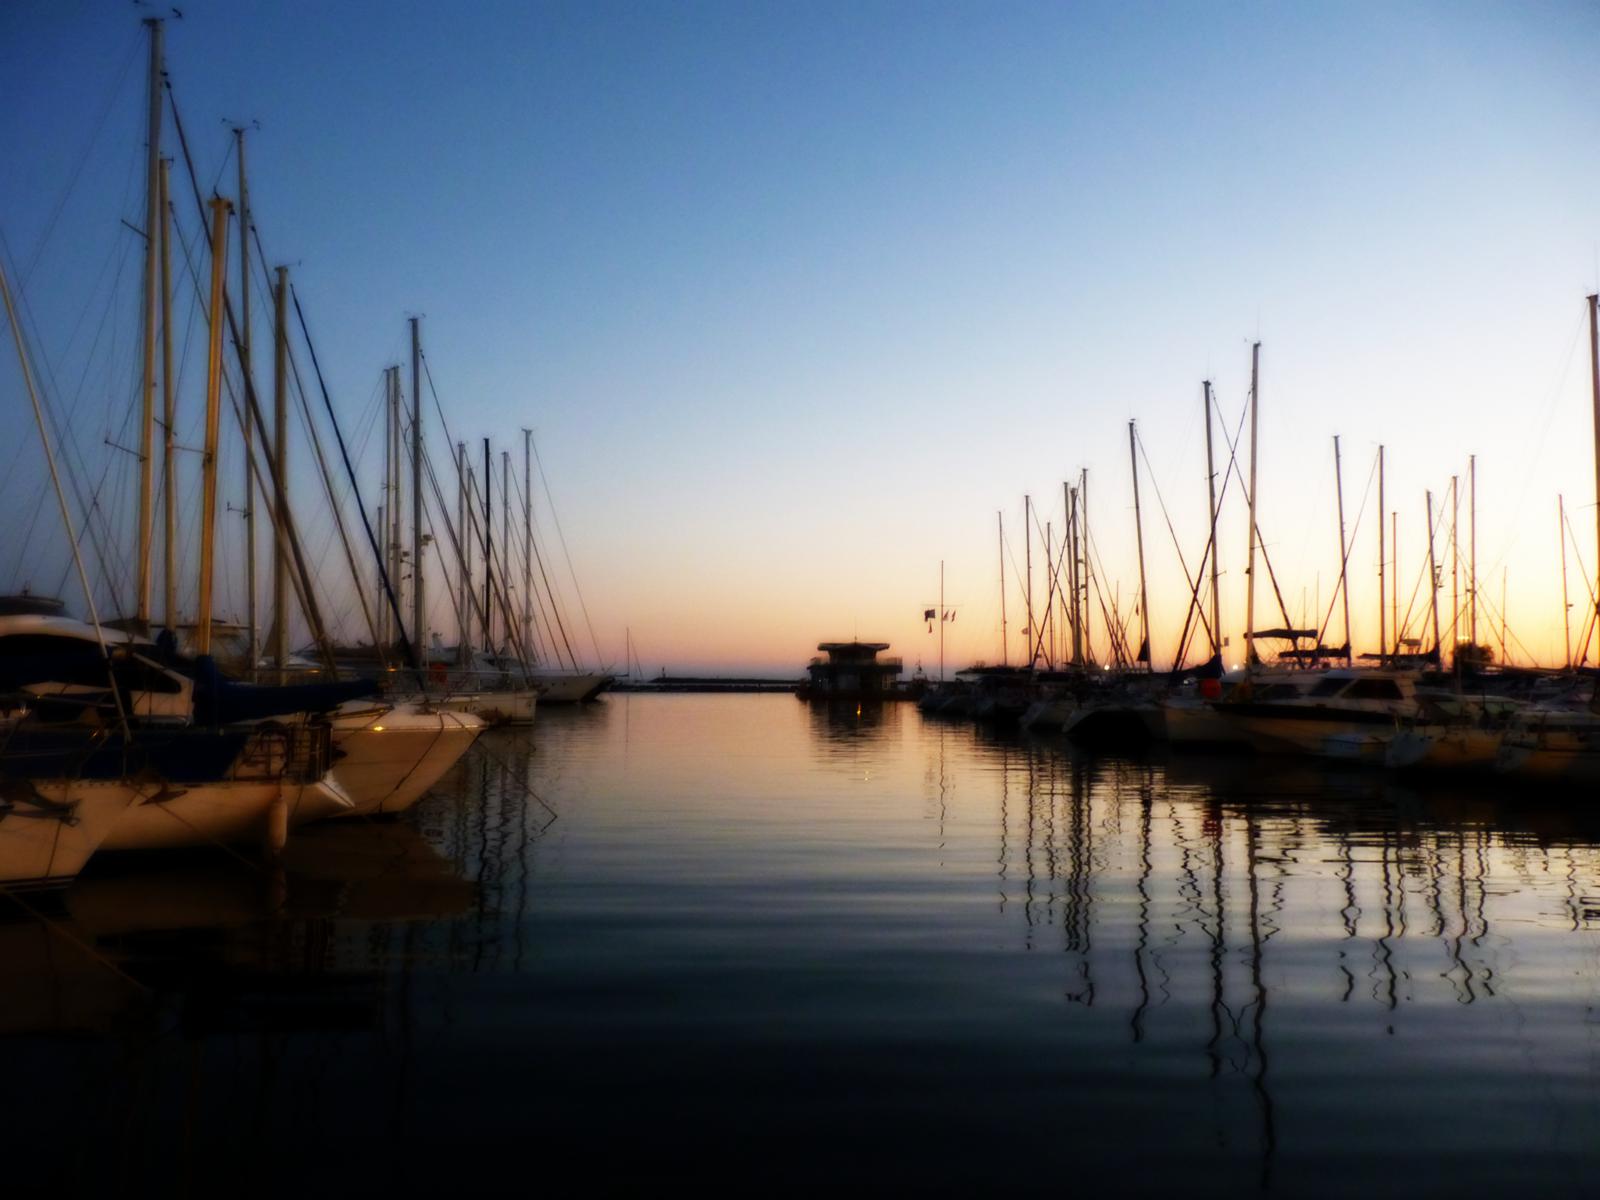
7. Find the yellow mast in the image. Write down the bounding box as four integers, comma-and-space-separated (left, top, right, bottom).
137, 18, 163, 628
272, 265, 290, 682
159, 156, 176, 631
197, 196, 232, 658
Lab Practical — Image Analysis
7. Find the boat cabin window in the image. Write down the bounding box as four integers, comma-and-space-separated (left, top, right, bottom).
1257, 684, 1302, 701
1343, 678, 1404, 701
1309, 678, 1348, 698
0, 634, 181, 694
0, 634, 112, 687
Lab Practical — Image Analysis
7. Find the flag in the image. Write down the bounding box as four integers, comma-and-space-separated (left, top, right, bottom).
923, 608, 936, 621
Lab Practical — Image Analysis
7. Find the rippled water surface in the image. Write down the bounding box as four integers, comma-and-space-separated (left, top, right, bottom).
7, 695, 1600, 1195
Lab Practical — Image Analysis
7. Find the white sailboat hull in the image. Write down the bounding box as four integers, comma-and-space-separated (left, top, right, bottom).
1387, 727, 1503, 772
1221, 711, 1400, 758
530, 671, 611, 704
1496, 721, 1600, 781
1162, 699, 1247, 747
431, 690, 537, 727
329, 704, 484, 817
101, 777, 355, 852
1, 779, 142, 889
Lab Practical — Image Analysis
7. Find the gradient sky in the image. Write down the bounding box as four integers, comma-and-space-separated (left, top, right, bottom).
3, 0, 1600, 674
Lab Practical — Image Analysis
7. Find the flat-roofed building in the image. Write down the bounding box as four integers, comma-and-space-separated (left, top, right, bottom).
799, 641, 903, 700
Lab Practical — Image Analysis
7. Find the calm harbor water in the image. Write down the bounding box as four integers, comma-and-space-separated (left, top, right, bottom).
6, 694, 1600, 1194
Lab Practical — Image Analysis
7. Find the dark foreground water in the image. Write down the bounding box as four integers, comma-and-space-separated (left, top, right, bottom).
6, 695, 1600, 1195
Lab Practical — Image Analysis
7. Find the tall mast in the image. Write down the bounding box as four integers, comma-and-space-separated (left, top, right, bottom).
380, 366, 393, 649
1129, 421, 1150, 670
1469, 454, 1477, 649
1501, 569, 1509, 665
376, 500, 385, 645
1065, 481, 1079, 666
1024, 494, 1033, 668
523, 429, 534, 669
1450, 475, 1459, 668
236, 126, 257, 676
1244, 342, 1261, 666
463, 454, 475, 661
997, 511, 1007, 666
1203, 381, 1221, 661
1588, 294, 1600, 681
5, 252, 128, 731
939, 559, 945, 684
159, 156, 176, 631
1377, 444, 1386, 667
410, 317, 425, 660
386, 366, 401, 645
457, 441, 469, 659
1425, 490, 1441, 661
1560, 494, 1572, 671
1044, 520, 1054, 667
1333, 435, 1351, 665
197, 197, 231, 658
1081, 469, 1092, 664
482, 437, 492, 653
1391, 511, 1399, 661
271, 265, 289, 682
502, 448, 512, 655
136, 18, 162, 629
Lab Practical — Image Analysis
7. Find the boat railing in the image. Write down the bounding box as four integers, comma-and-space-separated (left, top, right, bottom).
229, 723, 333, 783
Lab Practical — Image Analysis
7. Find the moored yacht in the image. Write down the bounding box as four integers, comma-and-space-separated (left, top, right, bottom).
1495, 706, 1600, 781
0, 778, 144, 890
1162, 668, 1322, 749
1211, 668, 1420, 760
326, 700, 485, 816
1385, 694, 1520, 773
529, 669, 612, 704
100, 723, 356, 852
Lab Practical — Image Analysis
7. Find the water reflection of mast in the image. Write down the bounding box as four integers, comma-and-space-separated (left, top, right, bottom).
1204, 796, 1226, 1077
1023, 745, 1038, 945
1374, 825, 1400, 1010
1471, 829, 1494, 996
1243, 805, 1277, 1189
1339, 836, 1359, 1002
516, 738, 532, 974
1130, 765, 1154, 1042
1061, 753, 1093, 1005
997, 740, 1010, 913
1043, 748, 1060, 930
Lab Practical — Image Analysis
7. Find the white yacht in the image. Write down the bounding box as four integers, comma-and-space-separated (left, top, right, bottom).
0, 778, 143, 890
1385, 694, 1519, 773
1495, 706, 1600, 781
326, 701, 485, 816
1162, 668, 1323, 749
529, 670, 612, 704
1211, 668, 1420, 760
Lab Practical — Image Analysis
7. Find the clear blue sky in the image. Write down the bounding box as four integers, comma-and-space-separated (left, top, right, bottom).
3, 1, 1599, 672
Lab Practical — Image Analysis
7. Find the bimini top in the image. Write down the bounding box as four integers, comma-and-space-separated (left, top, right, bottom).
0, 612, 147, 646
0, 594, 67, 618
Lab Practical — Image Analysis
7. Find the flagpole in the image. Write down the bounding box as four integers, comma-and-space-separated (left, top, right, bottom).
939, 559, 945, 684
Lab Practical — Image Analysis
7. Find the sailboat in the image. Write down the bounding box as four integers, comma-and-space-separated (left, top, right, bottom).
1, 21, 485, 870
508, 429, 608, 704
1490, 296, 1600, 780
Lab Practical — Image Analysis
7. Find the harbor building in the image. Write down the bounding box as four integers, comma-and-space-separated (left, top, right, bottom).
799, 641, 903, 700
